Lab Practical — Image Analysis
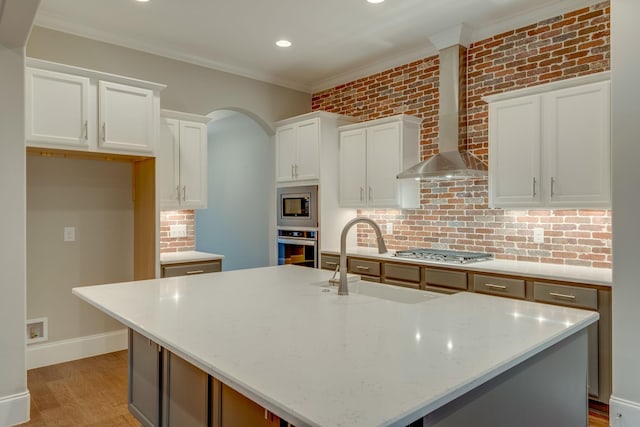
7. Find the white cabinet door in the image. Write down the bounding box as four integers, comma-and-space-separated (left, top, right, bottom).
488, 95, 542, 208
98, 81, 154, 153
25, 68, 90, 148
276, 125, 297, 182
339, 128, 367, 207
179, 121, 208, 209
366, 122, 401, 207
295, 119, 320, 181
158, 118, 181, 210
543, 81, 611, 208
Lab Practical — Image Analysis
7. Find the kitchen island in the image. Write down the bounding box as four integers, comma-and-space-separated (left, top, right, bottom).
73, 265, 598, 427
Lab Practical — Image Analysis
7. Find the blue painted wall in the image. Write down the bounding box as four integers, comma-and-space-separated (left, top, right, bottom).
196, 112, 273, 271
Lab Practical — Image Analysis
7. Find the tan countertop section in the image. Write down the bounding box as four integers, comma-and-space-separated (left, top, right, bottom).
160, 251, 224, 265
322, 247, 612, 287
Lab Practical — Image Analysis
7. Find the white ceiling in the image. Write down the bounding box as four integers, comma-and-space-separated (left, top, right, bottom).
34, 0, 599, 93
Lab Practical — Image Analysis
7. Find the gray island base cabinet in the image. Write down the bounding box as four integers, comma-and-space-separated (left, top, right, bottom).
128, 327, 589, 427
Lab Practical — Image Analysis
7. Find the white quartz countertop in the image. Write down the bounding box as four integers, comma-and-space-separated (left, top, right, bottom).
160, 250, 224, 265
322, 247, 612, 287
73, 265, 597, 427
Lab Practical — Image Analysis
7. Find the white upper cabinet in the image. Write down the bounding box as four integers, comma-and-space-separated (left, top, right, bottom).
98, 81, 154, 153
26, 68, 90, 148
542, 82, 611, 208
159, 111, 209, 210
485, 73, 611, 209
339, 115, 421, 209
276, 118, 319, 182
488, 95, 542, 207
25, 59, 164, 156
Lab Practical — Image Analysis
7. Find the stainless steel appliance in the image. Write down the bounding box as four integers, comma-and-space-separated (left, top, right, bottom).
277, 185, 318, 228
277, 229, 318, 268
394, 248, 493, 264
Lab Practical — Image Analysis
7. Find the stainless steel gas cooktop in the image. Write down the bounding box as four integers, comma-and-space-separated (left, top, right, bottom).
394, 248, 493, 264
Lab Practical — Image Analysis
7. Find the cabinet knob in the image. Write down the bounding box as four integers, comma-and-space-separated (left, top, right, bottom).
84, 120, 88, 140
550, 177, 555, 198
182, 185, 186, 201
101, 122, 106, 142
532, 177, 537, 197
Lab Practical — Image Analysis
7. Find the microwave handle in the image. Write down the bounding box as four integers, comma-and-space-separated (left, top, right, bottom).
277, 238, 317, 246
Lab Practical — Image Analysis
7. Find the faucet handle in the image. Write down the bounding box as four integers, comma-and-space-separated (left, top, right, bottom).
329, 264, 340, 286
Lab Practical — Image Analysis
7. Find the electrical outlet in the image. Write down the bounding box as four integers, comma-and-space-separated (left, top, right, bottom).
170, 224, 187, 238
387, 223, 393, 235
533, 227, 544, 244
64, 227, 76, 242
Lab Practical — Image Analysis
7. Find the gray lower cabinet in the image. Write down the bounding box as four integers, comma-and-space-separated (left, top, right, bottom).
162, 349, 209, 427
129, 329, 161, 427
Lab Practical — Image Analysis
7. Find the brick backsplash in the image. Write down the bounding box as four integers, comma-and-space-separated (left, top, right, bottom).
312, 2, 611, 268
160, 210, 195, 253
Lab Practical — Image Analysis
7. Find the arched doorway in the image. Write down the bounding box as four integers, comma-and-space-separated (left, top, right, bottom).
194, 109, 275, 271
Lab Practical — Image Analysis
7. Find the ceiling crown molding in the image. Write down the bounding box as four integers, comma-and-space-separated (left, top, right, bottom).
33, 13, 313, 93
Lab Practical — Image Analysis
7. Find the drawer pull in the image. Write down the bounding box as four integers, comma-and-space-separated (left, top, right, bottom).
484, 283, 507, 290
186, 270, 205, 275
325, 261, 338, 266
549, 292, 577, 300
355, 266, 370, 271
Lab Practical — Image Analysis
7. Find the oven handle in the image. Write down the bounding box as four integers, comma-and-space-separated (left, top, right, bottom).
277, 238, 317, 246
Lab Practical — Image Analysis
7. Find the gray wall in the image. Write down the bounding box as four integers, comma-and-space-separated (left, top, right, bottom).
27, 156, 132, 342
611, 0, 640, 422
196, 113, 274, 271
26, 26, 311, 127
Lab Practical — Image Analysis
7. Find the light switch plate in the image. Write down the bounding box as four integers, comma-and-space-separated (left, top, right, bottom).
170, 224, 187, 238
64, 227, 76, 242
533, 227, 544, 243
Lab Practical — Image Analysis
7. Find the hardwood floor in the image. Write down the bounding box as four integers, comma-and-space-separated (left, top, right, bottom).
20, 351, 610, 426
20, 351, 139, 426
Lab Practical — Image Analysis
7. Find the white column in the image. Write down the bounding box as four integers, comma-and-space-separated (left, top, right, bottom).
0, 1, 40, 424
611, 0, 640, 425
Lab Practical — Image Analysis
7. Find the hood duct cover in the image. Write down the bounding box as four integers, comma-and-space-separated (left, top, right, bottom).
397, 44, 487, 180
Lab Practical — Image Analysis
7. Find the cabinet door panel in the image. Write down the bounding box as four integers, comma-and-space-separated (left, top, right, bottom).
295, 119, 320, 180
179, 121, 208, 209
366, 122, 401, 207
543, 81, 611, 207
162, 350, 209, 427
276, 125, 297, 182
99, 81, 154, 153
488, 95, 542, 208
26, 68, 90, 148
339, 128, 367, 207
159, 118, 181, 210
219, 383, 279, 426
129, 329, 161, 427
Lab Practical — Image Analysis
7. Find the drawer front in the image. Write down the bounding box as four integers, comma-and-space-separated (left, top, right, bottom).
162, 260, 221, 278
533, 282, 598, 310
348, 258, 381, 277
473, 274, 525, 299
424, 268, 467, 290
320, 254, 340, 270
384, 263, 420, 283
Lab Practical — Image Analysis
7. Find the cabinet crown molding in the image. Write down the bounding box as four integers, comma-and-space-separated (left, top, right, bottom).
27, 57, 167, 92
161, 109, 211, 124
274, 110, 357, 127
338, 113, 422, 131
482, 71, 611, 104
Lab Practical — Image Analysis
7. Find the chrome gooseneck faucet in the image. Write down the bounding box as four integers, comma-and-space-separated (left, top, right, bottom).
339, 218, 388, 296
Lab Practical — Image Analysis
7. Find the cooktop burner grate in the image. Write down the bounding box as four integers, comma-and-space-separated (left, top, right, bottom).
394, 248, 493, 264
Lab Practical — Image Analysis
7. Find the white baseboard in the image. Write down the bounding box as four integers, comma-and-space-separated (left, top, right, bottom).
0, 391, 30, 426
610, 396, 640, 427
26, 329, 128, 370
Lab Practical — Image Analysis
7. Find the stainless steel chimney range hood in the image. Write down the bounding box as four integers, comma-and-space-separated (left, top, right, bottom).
397, 42, 487, 181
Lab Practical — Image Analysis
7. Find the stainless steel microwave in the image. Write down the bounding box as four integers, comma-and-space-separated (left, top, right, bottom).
277, 185, 318, 228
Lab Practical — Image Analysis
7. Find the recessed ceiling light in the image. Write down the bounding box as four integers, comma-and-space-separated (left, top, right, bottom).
135, 0, 150, 2
275, 40, 292, 48
367, 0, 385, 3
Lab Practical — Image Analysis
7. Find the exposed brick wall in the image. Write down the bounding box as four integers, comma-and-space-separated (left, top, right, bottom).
311, 1, 611, 269
160, 209, 195, 253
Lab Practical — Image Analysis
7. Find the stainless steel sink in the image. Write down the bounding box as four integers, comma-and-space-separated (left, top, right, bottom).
312, 279, 442, 304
